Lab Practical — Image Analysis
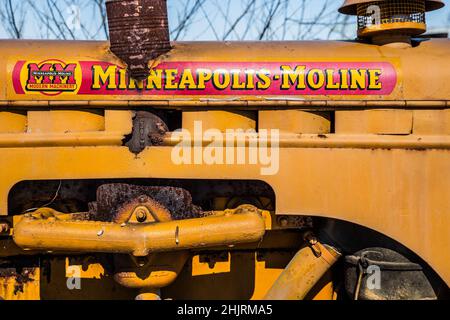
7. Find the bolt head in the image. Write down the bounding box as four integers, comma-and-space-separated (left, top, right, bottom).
135, 209, 148, 222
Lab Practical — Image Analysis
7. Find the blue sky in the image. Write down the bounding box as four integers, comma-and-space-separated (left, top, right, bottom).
0, 0, 449, 40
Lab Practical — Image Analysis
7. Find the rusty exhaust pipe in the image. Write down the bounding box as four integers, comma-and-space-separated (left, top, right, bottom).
106, 0, 171, 79
13, 206, 266, 257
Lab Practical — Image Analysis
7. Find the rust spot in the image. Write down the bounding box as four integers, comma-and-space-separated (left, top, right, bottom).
0, 267, 36, 295
112, 195, 173, 223
93, 183, 203, 222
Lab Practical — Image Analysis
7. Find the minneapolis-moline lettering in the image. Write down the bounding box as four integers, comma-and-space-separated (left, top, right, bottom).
91, 64, 383, 91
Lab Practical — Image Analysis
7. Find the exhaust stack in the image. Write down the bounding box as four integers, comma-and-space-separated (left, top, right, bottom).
106, 0, 171, 79
339, 0, 445, 46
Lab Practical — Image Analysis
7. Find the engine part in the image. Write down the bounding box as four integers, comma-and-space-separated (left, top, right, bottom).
264, 238, 341, 300
112, 197, 189, 292
94, 183, 201, 222
339, 0, 445, 45
111, 195, 173, 224
114, 252, 188, 289
124, 111, 168, 154
13, 205, 266, 257
344, 247, 437, 300
106, 0, 171, 79
135, 289, 162, 300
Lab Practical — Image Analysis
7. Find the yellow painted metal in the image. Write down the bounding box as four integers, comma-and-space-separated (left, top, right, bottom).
191, 252, 232, 276
164, 132, 450, 149
114, 252, 189, 289
0, 109, 132, 148
1, 99, 448, 108
0, 111, 27, 133
0, 144, 447, 286
309, 271, 337, 300
12, 206, 266, 256
1, 40, 449, 103
0, 132, 126, 148
104, 110, 134, 132
335, 109, 413, 134
135, 289, 161, 300
358, 22, 425, 38
251, 253, 288, 300
355, 109, 450, 136
413, 110, 450, 135
1, 124, 449, 149
264, 243, 341, 300
65, 258, 105, 280
183, 111, 256, 132
27, 110, 105, 133
259, 110, 331, 134
163, 251, 292, 300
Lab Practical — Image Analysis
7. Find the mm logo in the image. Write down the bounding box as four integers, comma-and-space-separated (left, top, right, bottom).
25, 60, 78, 94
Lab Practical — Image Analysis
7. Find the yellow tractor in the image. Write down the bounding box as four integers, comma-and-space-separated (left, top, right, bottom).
0, 0, 448, 300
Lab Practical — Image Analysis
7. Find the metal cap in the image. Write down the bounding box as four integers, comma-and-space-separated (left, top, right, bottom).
339, 0, 445, 15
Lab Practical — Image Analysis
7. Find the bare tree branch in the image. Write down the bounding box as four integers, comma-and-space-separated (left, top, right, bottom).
4, 0, 446, 41
0, 0, 26, 38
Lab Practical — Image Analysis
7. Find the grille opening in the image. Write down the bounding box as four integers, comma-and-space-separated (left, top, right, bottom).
357, 0, 426, 30
356, 0, 427, 38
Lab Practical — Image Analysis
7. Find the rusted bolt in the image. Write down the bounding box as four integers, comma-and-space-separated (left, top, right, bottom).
131, 256, 148, 267
278, 217, 289, 227
0, 223, 9, 234
135, 208, 148, 223
303, 231, 322, 257
303, 232, 318, 245
138, 196, 147, 203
